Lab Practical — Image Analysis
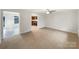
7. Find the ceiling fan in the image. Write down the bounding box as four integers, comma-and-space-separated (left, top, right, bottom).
46, 9, 56, 14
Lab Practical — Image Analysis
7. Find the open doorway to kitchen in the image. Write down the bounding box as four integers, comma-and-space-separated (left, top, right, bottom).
31, 16, 38, 31
2, 11, 20, 39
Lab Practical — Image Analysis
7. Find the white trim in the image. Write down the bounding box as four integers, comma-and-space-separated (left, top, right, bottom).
20, 30, 31, 35
45, 26, 77, 34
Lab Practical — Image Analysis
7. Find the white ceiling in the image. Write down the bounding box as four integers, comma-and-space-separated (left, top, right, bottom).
25, 9, 47, 13
25, 9, 77, 14
2, 9, 77, 14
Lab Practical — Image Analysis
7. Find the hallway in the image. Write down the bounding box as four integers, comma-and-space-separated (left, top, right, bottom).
0, 28, 78, 49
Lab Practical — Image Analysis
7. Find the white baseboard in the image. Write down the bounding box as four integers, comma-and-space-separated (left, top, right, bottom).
20, 30, 31, 35
0, 40, 1, 44
45, 26, 77, 34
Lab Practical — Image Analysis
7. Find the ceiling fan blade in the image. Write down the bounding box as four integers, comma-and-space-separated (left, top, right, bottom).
51, 10, 56, 12
46, 9, 56, 14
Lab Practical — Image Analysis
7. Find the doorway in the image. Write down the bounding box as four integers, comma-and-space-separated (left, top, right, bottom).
31, 16, 38, 31
2, 11, 20, 39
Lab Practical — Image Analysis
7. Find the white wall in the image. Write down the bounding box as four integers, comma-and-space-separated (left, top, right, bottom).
38, 14, 45, 28
77, 10, 79, 37
45, 10, 77, 33
20, 12, 31, 33
0, 9, 2, 43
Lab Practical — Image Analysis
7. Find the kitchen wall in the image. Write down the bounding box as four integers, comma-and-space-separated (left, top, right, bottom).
44, 10, 77, 33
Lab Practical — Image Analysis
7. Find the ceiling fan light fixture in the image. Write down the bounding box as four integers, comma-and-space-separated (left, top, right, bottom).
46, 9, 56, 14
46, 11, 50, 14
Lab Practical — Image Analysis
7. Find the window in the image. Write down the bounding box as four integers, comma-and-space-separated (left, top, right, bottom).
14, 16, 19, 24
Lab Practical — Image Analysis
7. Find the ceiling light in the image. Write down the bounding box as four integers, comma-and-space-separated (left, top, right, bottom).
46, 11, 50, 14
